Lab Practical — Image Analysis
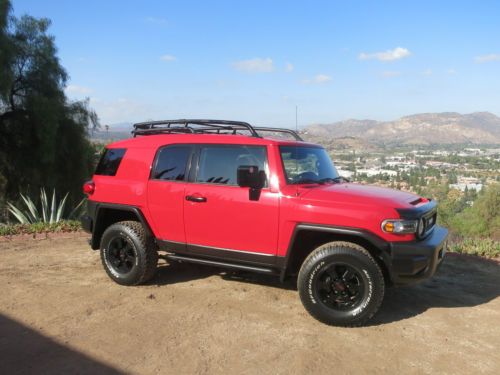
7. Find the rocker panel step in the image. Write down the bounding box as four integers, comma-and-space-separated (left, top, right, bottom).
165, 254, 277, 274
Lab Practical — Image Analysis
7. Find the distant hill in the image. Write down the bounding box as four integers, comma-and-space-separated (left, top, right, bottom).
107, 122, 133, 132
303, 112, 500, 145
90, 122, 132, 142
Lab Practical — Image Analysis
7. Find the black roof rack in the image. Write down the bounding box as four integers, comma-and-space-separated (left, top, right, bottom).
253, 127, 303, 141
132, 119, 303, 141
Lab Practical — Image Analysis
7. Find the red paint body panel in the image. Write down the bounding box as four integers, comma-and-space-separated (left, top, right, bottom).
183, 184, 279, 254
147, 181, 187, 242
89, 133, 426, 257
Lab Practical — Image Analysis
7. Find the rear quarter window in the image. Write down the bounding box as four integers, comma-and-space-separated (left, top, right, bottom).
95, 148, 127, 176
151, 145, 191, 181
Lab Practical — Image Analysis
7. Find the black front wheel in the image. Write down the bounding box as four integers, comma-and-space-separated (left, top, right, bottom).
298, 241, 385, 326
100, 221, 158, 286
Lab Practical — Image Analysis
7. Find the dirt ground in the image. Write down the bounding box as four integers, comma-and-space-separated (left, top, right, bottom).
0, 234, 499, 375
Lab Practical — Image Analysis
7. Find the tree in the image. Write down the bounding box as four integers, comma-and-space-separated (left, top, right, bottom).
0, 1, 98, 207
447, 171, 458, 184
448, 184, 500, 240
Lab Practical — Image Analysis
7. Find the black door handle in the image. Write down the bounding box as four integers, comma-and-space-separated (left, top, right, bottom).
185, 195, 207, 203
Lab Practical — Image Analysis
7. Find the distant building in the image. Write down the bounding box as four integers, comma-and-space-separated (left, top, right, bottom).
449, 183, 483, 192
458, 176, 480, 184
338, 169, 354, 179
356, 169, 397, 177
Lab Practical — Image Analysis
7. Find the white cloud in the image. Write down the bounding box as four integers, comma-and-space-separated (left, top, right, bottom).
160, 54, 176, 62
285, 62, 294, 72
421, 69, 433, 76
359, 47, 411, 62
92, 98, 153, 124
381, 71, 401, 78
65, 85, 92, 95
447, 68, 457, 75
303, 74, 332, 84
232, 58, 274, 73
144, 17, 168, 26
474, 54, 500, 63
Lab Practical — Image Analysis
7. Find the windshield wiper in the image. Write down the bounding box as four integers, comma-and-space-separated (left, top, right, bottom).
293, 178, 321, 185
293, 176, 350, 185
317, 177, 336, 184
331, 176, 350, 183
316, 177, 350, 184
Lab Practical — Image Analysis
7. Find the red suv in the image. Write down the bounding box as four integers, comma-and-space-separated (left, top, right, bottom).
81, 119, 448, 326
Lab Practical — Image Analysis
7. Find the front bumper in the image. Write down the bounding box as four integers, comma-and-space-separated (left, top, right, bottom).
389, 226, 448, 285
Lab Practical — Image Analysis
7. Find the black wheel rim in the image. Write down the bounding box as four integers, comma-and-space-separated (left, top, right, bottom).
315, 263, 366, 311
107, 236, 136, 275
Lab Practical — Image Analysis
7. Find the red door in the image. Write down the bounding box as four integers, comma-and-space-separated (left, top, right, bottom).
147, 145, 192, 242
183, 145, 279, 255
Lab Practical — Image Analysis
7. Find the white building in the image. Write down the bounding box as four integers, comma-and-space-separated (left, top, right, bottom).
449, 183, 483, 192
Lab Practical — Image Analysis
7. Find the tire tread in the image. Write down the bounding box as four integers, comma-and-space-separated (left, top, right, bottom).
298, 241, 385, 327
100, 220, 158, 285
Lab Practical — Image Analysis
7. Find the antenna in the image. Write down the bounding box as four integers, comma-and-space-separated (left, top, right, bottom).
295, 105, 299, 196
295, 105, 298, 132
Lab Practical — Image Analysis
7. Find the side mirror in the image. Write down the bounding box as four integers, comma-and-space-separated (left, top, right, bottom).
237, 166, 266, 201
237, 165, 265, 189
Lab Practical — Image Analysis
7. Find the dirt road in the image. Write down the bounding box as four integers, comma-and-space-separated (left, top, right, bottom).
1, 235, 499, 374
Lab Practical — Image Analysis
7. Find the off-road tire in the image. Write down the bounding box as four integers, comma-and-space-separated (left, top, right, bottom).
100, 220, 158, 285
298, 241, 385, 327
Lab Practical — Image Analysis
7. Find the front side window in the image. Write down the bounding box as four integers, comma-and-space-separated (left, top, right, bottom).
95, 148, 127, 176
152, 145, 191, 181
280, 146, 339, 184
196, 145, 268, 186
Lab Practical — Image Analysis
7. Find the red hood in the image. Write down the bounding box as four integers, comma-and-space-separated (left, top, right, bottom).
297, 183, 422, 209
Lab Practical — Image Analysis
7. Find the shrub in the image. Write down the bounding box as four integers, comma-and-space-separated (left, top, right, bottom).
0, 220, 82, 236
7, 188, 84, 224
450, 238, 500, 258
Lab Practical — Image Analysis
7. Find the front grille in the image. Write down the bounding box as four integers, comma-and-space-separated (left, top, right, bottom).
419, 210, 437, 238
396, 200, 438, 240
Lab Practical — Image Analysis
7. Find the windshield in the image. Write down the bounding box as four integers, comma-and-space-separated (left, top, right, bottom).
279, 146, 340, 184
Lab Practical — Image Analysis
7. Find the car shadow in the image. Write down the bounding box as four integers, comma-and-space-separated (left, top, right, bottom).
369, 254, 500, 325
221, 271, 298, 291
151, 255, 500, 325
151, 260, 297, 290
0, 314, 123, 374
150, 260, 221, 285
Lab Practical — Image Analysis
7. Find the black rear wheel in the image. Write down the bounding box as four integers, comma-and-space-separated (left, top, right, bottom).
100, 221, 158, 285
107, 236, 137, 275
298, 241, 385, 327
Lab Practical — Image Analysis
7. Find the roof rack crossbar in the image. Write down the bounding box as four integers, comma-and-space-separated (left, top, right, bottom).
132, 119, 260, 138
253, 127, 303, 141
131, 119, 303, 141
133, 127, 195, 136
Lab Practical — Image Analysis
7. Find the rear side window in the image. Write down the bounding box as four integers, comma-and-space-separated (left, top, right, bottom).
152, 145, 191, 181
95, 148, 126, 176
196, 145, 268, 185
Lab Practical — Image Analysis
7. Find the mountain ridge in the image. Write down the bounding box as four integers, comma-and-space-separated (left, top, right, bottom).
303, 112, 500, 145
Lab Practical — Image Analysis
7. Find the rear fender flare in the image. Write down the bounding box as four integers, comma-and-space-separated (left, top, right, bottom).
90, 202, 153, 249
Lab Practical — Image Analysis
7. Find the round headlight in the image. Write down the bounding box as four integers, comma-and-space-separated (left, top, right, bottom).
381, 219, 418, 234
417, 218, 425, 237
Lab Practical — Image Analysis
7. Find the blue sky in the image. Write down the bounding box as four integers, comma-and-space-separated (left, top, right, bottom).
12, 0, 500, 127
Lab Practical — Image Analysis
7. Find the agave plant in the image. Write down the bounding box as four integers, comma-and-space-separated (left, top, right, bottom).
7, 188, 85, 224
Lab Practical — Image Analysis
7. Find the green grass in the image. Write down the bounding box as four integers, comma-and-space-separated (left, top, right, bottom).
0, 220, 82, 236
450, 237, 500, 258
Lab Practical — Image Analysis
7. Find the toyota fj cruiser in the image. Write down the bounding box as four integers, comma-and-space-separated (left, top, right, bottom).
81, 119, 448, 326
